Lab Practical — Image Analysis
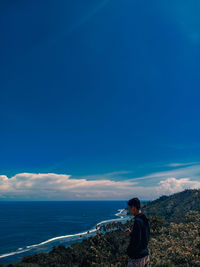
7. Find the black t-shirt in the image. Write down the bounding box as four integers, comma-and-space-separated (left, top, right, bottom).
126, 212, 150, 259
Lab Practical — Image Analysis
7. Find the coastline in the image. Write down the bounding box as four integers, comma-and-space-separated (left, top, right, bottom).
0, 208, 132, 265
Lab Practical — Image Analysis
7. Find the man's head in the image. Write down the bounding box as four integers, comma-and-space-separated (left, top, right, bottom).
127, 197, 141, 216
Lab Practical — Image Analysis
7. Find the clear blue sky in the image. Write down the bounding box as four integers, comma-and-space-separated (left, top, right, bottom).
0, 0, 200, 200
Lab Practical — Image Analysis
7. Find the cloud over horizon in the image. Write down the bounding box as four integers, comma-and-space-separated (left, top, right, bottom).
1, 164, 200, 201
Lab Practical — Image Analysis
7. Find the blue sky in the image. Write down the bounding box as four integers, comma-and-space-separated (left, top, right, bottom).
0, 0, 200, 200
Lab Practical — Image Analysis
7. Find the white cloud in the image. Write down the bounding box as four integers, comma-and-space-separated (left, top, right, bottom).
0, 165, 200, 200
157, 177, 200, 195
0, 167, 200, 201
0, 172, 137, 201
128, 164, 200, 182
166, 162, 199, 167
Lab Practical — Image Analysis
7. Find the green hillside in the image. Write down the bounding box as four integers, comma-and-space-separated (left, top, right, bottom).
141, 188, 200, 223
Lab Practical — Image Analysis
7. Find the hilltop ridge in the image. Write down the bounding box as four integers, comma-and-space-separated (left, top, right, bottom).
141, 188, 200, 223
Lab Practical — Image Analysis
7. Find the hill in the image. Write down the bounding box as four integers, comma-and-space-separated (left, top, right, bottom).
141, 188, 200, 223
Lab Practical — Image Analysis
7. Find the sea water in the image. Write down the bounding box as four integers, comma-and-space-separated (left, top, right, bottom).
0, 201, 133, 265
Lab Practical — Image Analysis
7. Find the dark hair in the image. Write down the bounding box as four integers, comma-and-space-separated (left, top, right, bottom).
127, 197, 141, 210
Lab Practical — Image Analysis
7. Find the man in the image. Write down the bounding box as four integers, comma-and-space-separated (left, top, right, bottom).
125, 197, 150, 267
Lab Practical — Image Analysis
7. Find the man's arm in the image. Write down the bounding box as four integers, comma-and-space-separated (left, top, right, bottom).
126, 220, 142, 258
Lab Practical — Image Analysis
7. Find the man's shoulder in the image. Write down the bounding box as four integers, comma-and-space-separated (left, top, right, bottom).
135, 213, 144, 219
135, 213, 149, 225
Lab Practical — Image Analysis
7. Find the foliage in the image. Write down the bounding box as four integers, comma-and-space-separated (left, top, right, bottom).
141, 188, 200, 223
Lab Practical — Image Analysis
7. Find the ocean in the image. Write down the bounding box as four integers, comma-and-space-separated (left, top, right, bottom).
0, 201, 133, 265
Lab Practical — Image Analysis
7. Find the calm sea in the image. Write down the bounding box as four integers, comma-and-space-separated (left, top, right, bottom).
0, 201, 134, 265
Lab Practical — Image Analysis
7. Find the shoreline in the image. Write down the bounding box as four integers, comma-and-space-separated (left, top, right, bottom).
0, 208, 132, 265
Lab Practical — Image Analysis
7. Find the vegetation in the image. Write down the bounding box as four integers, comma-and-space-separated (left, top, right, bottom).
7, 188, 200, 267
141, 188, 200, 223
